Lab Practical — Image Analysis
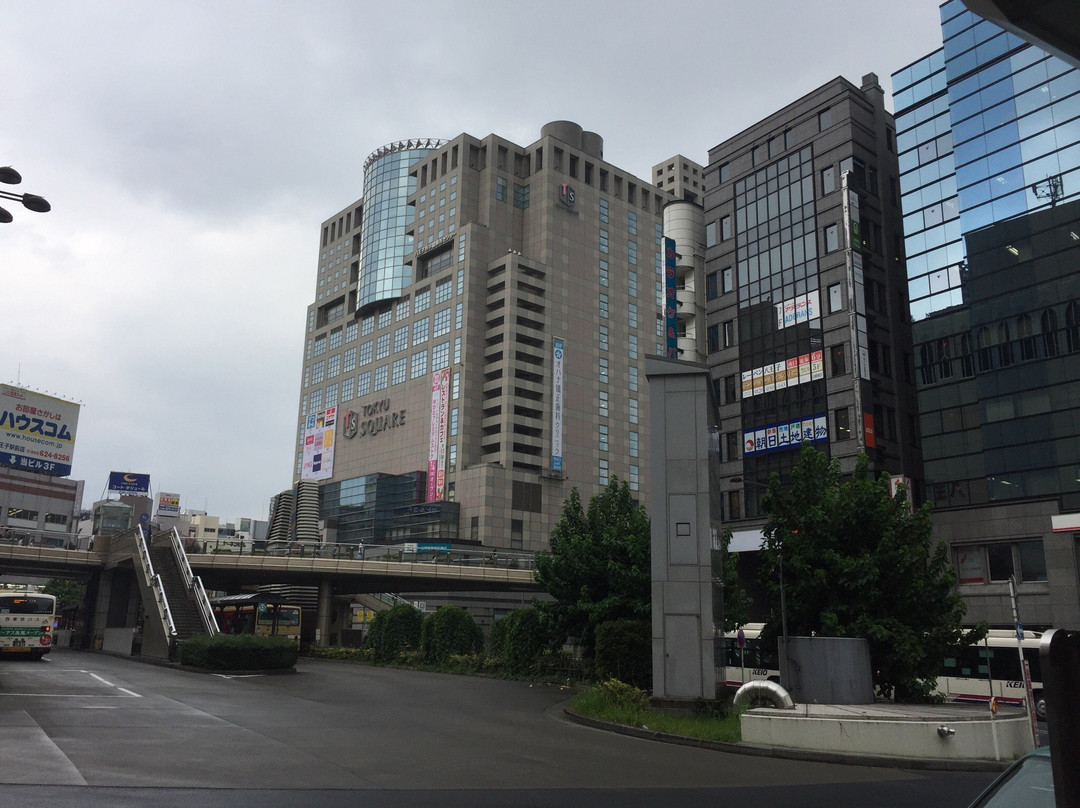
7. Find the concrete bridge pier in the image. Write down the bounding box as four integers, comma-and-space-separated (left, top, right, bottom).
316, 579, 332, 646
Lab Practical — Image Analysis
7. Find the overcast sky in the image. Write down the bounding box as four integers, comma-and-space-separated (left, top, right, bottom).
3, 0, 947, 520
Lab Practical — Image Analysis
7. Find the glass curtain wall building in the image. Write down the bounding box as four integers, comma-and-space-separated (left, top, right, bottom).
358, 140, 446, 314
893, 0, 1080, 628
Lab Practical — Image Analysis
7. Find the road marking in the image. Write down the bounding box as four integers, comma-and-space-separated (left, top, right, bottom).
117, 687, 141, 697
89, 673, 114, 686
212, 674, 264, 679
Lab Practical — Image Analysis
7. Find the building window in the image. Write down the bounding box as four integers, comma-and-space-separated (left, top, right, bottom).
312, 361, 325, 385
392, 359, 407, 385
329, 327, 343, 350
343, 347, 357, 374
629, 465, 639, 491
599, 260, 609, 287
599, 198, 609, 223
628, 366, 638, 392
346, 322, 358, 343
706, 221, 718, 247
496, 176, 508, 201
706, 271, 718, 301
326, 383, 339, 409
599, 229, 609, 254
830, 342, 847, 376
707, 324, 720, 353
374, 365, 388, 391
722, 320, 734, 349
822, 166, 836, 195
328, 354, 341, 378
628, 303, 638, 329
829, 283, 845, 313
834, 407, 851, 440
629, 431, 639, 458
376, 334, 390, 360
393, 326, 408, 353
629, 398, 639, 424
599, 424, 609, 452
359, 341, 373, 366
724, 374, 737, 404
819, 108, 833, 130
722, 266, 734, 294
432, 341, 450, 370
362, 316, 375, 336
599, 458, 610, 485
314, 335, 327, 357
378, 310, 392, 330
413, 317, 430, 344
824, 223, 840, 253
414, 289, 430, 313
599, 293, 609, 319
628, 335, 638, 359
599, 390, 609, 417
599, 357, 609, 384
342, 376, 355, 402
599, 325, 609, 351
411, 350, 428, 379
720, 215, 732, 241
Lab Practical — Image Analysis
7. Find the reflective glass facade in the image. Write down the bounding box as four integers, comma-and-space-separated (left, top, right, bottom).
893, 0, 1080, 513
358, 144, 438, 313
894, 0, 1080, 322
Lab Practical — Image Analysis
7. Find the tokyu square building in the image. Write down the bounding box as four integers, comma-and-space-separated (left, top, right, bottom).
292, 122, 672, 553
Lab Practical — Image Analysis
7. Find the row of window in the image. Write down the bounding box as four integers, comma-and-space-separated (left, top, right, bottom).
916, 302, 1080, 385
2, 509, 69, 526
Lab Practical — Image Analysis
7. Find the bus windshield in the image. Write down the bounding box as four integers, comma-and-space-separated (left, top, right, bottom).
0, 596, 56, 615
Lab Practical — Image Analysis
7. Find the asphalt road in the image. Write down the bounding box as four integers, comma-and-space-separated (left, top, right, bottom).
0, 649, 997, 808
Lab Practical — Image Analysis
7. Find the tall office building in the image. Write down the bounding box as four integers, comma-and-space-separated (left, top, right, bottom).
702, 75, 923, 555
294, 122, 666, 552
893, 0, 1080, 628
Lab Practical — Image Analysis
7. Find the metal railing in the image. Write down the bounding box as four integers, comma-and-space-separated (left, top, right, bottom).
249, 541, 537, 571
0, 527, 86, 550
166, 528, 218, 635
134, 527, 177, 641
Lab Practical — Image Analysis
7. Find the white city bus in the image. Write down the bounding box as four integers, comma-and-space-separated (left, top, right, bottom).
0, 591, 57, 659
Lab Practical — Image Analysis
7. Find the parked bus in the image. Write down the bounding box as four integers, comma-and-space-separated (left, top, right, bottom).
936, 629, 1046, 718
210, 594, 301, 644
719, 624, 1046, 718
718, 623, 780, 687
0, 591, 57, 659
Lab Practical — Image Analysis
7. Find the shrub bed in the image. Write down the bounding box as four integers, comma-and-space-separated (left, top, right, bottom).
178, 634, 298, 670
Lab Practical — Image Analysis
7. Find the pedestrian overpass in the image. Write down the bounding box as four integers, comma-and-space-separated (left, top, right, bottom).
0, 529, 541, 660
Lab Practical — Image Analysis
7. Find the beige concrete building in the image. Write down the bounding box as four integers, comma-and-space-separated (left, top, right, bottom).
294, 122, 666, 553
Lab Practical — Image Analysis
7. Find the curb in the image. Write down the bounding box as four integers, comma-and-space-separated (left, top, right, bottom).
561, 707, 1011, 773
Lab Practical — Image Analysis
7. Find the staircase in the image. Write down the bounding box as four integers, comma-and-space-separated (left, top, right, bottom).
148, 544, 208, 640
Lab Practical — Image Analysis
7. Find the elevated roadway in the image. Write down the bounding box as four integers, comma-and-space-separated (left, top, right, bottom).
0, 542, 541, 594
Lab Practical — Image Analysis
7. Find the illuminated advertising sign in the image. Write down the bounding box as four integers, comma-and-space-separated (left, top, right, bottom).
664, 237, 679, 360
108, 471, 151, 494
743, 413, 828, 456
427, 369, 450, 502
156, 492, 181, 517
301, 407, 336, 481
551, 338, 565, 472
0, 384, 80, 477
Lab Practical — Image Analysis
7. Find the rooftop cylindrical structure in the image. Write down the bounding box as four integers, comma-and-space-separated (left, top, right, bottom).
357, 139, 446, 314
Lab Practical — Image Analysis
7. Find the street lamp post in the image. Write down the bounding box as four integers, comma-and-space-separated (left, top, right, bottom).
0, 166, 51, 224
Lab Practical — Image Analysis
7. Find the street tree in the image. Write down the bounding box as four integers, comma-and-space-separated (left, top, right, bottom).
759, 444, 982, 700
534, 477, 650, 660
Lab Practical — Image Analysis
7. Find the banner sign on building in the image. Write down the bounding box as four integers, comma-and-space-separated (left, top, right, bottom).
108, 471, 151, 494
743, 413, 828, 456
157, 492, 181, 517
664, 238, 679, 359
551, 337, 565, 472
740, 350, 824, 399
301, 407, 336, 481
0, 384, 81, 477
427, 369, 450, 502
774, 290, 821, 330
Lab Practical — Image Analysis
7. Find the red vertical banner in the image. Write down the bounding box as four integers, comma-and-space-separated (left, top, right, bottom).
863, 412, 876, 448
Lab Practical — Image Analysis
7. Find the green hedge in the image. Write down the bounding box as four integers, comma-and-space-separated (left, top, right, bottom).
594, 619, 651, 690
178, 633, 298, 670
365, 603, 423, 662
421, 605, 483, 664
489, 608, 548, 675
